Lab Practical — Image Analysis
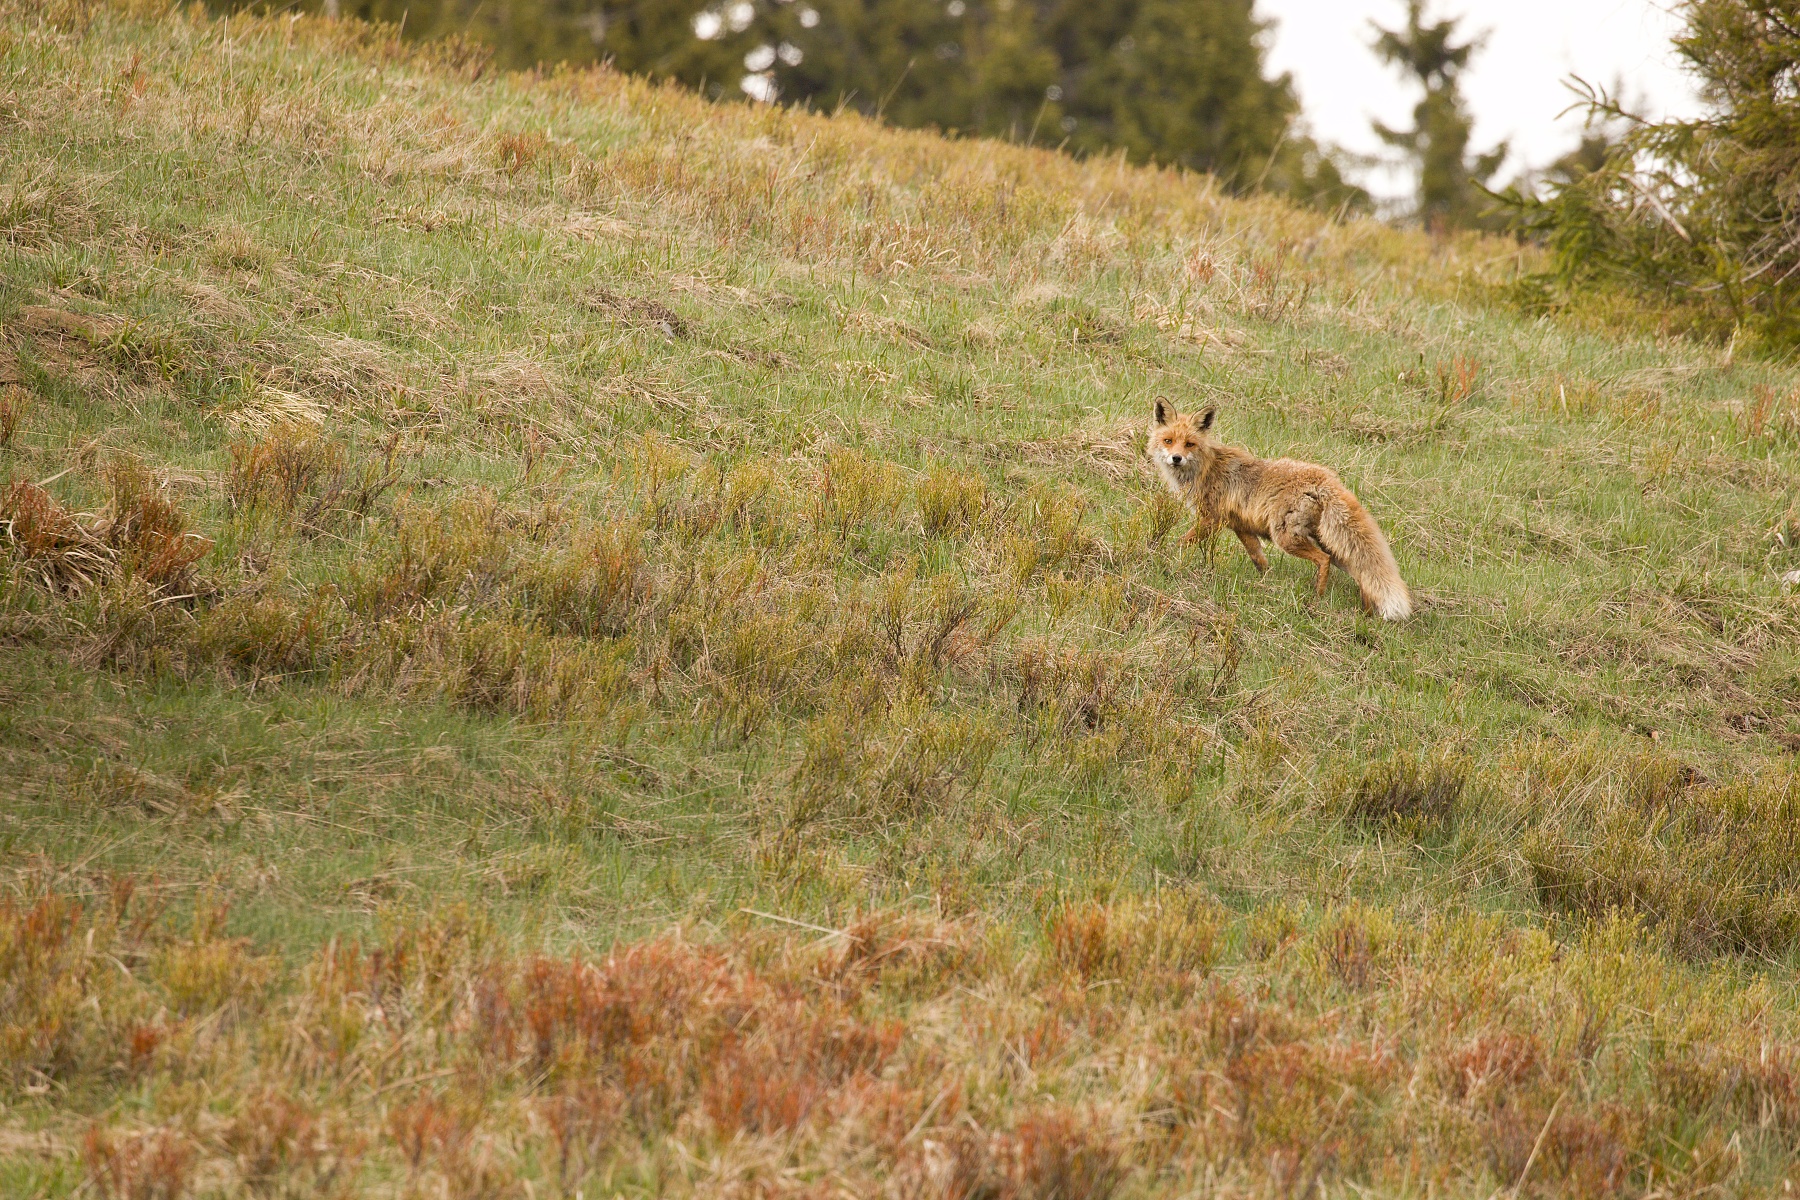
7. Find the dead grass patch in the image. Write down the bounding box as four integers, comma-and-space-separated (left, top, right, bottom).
1338, 749, 1468, 837
0, 174, 99, 245
961, 421, 1146, 486
13, 303, 120, 346
583, 287, 688, 339
1, 479, 116, 595
842, 306, 931, 347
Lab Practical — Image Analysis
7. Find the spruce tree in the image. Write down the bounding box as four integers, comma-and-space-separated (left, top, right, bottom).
1370, 0, 1506, 230
332, 0, 758, 87
765, 0, 1055, 136
1048, 0, 1295, 185
1512, 0, 1800, 345
769, 0, 1361, 207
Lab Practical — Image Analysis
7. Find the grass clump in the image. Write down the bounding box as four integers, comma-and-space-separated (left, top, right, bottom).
99, 459, 211, 595
0, 384, 28, 449
1340, 748, 1469, 837
227, 423, 341, 515
83, 1126, 197, 1200
916, 465, 986, 536
1, 480, 112, 595
1047, 889, 1222, 989
1, 460, 209, 599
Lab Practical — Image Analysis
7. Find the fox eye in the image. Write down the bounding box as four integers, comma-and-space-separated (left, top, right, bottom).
1163, 437, 1175, 446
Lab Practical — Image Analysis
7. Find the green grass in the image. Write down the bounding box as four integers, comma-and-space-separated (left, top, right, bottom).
4, 0, 1800, 1195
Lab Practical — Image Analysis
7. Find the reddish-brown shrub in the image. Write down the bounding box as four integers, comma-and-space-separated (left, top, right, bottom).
102, 459, 210, 592
1440, 1031, 1544, 1104
226, 1090, 363, 1199
84, 1125, 196, 1200
387, 1092, 465, 1173
821, 909, 979, 997
228, 424, 339, 513
0, 479, 113, 593
904, 1106, 1125, 1200
507, 940, 903, 1135
991, 1107, 1126, 1200
538, 1081, 619, 1191
701, 1000, 904, 1134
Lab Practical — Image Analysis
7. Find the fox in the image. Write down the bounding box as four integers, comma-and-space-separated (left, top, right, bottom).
1148, 399, 1412, 620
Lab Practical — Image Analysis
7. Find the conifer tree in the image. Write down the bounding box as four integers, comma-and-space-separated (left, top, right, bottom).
1045, 0, 1295, 186
1512, 0, 1800, 346
763, 0, 1360, 206
1370, 0, 1506, 230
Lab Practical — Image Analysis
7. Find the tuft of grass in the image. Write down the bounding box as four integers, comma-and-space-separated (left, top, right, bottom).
916, 465, 986, 536
224, 1091, 364, 1200
1339, 748, 1469, 836
1047, 890, 1221, 989
83, 1126, 196, 1200
1, 459, 212, 602
99, 458, 211, 594
228, 424, 400, 535
0, 384, 27, 449
228, 423, 341, 514
1, 479, 115, 594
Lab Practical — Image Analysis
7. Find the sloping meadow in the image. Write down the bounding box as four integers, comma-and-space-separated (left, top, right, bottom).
3, 0, 1800, 1194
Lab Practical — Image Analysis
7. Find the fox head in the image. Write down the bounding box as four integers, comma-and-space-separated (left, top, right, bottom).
1149, 399, 1216, 479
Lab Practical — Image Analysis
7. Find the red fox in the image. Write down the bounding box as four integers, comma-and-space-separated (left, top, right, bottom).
1149, 400, 1412, 620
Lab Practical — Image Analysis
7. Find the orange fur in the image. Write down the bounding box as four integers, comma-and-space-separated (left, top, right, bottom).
1148, 400, 1412, 620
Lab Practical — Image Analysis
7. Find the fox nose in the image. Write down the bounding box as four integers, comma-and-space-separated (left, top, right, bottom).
1169, 454, 1183, 465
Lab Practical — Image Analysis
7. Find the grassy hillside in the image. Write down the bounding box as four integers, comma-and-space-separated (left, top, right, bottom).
4, 0, 1800, 1195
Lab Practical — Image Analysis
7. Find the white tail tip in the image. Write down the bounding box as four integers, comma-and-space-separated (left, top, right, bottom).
1374, 592, 1413, 621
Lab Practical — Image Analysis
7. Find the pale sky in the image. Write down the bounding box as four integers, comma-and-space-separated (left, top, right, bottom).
1257, 0, 1703, 203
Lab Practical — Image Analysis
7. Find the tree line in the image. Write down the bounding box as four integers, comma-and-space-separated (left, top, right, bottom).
1510, 0, 1800, 347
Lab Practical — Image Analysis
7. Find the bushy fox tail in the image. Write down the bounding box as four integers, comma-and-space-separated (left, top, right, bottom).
1317, 491, 1412, 621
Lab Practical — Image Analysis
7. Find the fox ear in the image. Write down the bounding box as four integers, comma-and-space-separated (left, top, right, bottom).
1196, 404, 1217, 431
1152, 397, 1169, 427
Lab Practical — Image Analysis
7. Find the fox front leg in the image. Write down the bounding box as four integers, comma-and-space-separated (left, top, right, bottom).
1235, 529, 1271, 573
1180, 516, 1220, 546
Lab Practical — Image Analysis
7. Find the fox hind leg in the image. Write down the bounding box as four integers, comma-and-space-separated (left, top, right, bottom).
1234, 529, 1270, 573
1273, 531, 1333, 597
